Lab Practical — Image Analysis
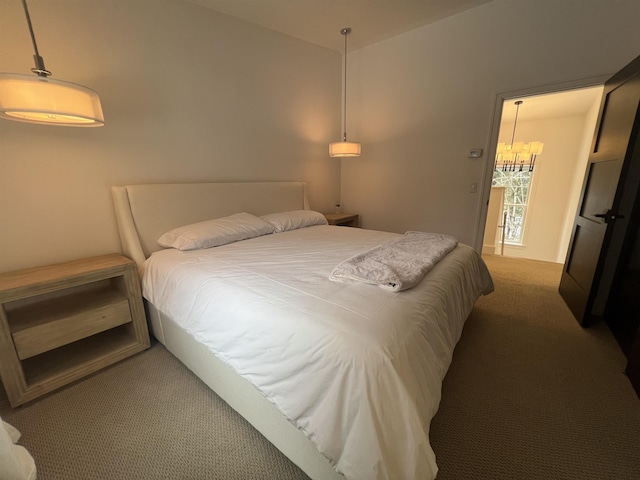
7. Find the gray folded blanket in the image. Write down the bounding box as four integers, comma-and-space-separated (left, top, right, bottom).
329, 232, 458, 292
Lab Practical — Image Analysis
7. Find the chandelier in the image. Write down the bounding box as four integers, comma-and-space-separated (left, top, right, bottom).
494, 100, 543, 171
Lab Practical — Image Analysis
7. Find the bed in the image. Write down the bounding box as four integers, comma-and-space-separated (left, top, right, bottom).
111, 181, 493, 480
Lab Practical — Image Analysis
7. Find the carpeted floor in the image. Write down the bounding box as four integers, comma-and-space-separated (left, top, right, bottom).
430, 255, 640, 479
0, 337, 308, 480
1, 254, 639, 479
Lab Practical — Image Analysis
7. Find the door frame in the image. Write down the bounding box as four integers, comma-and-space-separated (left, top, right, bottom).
473, 75, 612, 254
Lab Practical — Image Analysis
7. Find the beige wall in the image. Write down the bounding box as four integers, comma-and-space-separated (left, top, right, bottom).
4, 0, 640, 274
557, 96, 603, 263
341, 0, 640, 249
0, 0, 341, 272
498, 114, 597, 263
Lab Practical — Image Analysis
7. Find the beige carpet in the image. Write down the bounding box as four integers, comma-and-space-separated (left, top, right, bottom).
1, 254, 639, 479
0, 339, 308, 479
430, 255, 640, 479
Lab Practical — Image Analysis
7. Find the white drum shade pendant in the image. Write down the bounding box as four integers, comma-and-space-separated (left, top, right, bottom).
0, 0, 104, 127
329, 140, 361, 157
0, 74, 103, 126
329, 27, 360, 157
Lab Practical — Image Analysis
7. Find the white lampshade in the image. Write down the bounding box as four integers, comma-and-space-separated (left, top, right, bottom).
511, 141, 524, 153
0, 73, 104, 126
529, 141, 544, 154
329, 141, 361, 157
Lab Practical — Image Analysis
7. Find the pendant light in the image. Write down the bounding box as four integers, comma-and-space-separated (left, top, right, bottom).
494, 100, 543, 171
329, 27, 361, 157
0, 0, 104, 127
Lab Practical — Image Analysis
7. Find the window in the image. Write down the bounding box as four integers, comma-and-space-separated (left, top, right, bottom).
492, 169, 533, 244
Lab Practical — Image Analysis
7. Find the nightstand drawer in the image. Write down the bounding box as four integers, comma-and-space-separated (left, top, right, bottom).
10, 288, 132, 360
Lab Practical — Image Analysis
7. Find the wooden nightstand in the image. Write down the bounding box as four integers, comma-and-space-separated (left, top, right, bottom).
324, 213, 360, 227
0, 254, 150, 407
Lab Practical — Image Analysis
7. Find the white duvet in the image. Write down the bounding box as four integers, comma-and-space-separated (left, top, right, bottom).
142, 225, 493, 480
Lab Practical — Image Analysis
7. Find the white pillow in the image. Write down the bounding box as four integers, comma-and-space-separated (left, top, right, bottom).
261, 210, 328, 233
158, 212, 275, 251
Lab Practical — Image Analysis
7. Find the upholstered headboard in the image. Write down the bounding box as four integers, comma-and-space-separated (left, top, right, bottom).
111, 182, 310, 272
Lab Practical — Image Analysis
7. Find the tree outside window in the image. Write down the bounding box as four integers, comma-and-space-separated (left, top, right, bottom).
492, 169, 533, 244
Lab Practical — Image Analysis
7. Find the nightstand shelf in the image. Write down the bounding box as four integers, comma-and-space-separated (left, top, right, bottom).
324, 213, 360, 227
0, 254, 150, 407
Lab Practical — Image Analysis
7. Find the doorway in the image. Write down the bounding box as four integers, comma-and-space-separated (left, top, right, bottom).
482, 87, 603, 263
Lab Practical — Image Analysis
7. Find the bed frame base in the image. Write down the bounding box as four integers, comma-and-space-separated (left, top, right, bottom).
148, 305, 343, 480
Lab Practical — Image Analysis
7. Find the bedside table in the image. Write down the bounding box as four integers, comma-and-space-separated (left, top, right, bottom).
324, 213, 360, 227
0, 254, 150, 407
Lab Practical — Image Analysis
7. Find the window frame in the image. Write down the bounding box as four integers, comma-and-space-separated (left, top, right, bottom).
491, 167, 539, 246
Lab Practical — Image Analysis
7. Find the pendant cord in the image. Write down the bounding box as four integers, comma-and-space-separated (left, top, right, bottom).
22, 0, 51, 77
510, 100, 522, 145
342, 28, 349, 142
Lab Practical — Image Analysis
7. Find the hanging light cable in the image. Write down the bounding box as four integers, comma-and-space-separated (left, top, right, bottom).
494, 100, 543, 171
0, 0, 104, 126
329, 27, 361, 157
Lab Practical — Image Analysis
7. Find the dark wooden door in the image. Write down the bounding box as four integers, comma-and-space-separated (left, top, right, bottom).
559, 55, 640, 325
605, 132, 640, 397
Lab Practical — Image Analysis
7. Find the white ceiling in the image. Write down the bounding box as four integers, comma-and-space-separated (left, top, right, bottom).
185, 0, 493, 52
183, 0, 603, 123
501, 87, 603, 124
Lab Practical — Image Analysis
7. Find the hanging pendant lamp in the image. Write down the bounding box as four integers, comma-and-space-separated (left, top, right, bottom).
329, 27, 360, 157
0, 0, 104, 127
494, 100, 543, 171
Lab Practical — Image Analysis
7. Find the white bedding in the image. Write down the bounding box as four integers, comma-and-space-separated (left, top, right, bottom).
142, 225, 493, 480
0, 418, 36, 480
